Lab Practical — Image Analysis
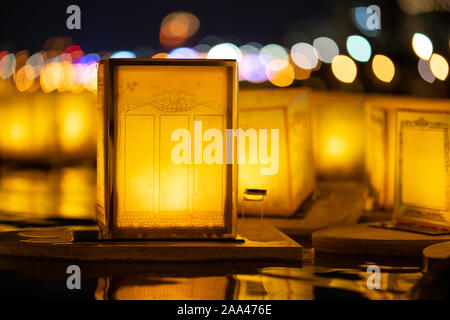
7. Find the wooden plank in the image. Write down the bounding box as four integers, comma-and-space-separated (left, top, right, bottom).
0, 220, 302, 262
313, 222, 450, 258
423, 241, 450, 273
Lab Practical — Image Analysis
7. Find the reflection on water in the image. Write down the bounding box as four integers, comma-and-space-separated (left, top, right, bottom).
91, 263, 422, 300
0, 167, 424, 300
0, 166, 96, 224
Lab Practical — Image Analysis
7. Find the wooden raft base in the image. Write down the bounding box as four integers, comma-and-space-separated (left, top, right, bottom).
312, 222, 450, 258
246, 182, 365, 237
0, 220, 302, 262
423, 241, 450, 272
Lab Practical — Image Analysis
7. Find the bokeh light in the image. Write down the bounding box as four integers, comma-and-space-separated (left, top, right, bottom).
290, 54, 311, 80
372, 54, 395, 83
207, 43, 242, 63
313, 37, 339, 63
412, 33, 433, 60
240, 43, 260, 55
346, 35, 371, 62
259, 44, 289, 66
0, 53, 16, 79
429, 53, 449, 81
40, 62, 62, 93
239, 53, 267, 83
290, 43, 319, 70
110, 51, 136, 58
152, 52, 169, 59
265, 59, 294, 87
168, 47, 201, 58
15, 66, 34, 92
331, 55, 357, 83
160, 11, 200, 48
25, 52, 45, 79
418, 59, 435, 83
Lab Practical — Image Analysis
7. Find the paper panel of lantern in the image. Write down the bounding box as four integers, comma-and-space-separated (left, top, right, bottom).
364, 97, 450, 212
0, 91, 96, 164
238, 88, 316, 216
364, 102, 395, 210
310, 92, 365, 179
97, 59, 238, 239
395, 110, 450, 230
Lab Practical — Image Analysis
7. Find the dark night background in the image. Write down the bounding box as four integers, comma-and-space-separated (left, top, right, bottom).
0, 0, 449, 96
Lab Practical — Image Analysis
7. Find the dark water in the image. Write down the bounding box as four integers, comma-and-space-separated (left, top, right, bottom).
0, 166, 423, 300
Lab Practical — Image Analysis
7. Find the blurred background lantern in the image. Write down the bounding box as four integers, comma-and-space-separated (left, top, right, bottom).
0, 91, 96, 165
309, 92, 366, 181
97, 59, 238, 239
238, 88, 316, 216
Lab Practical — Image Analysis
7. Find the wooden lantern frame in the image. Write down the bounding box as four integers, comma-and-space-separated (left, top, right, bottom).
96, 59, 238, 239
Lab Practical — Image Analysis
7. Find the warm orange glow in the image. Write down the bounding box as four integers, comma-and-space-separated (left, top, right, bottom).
15, 65, 34, 92
57, 94, 96, 155
331, 55, 357, 83
365, 98, 450, 213
429, 53, 449, 81
266, 60, 294, 87
395, 111, 450, 230
311, 93, 365, 178
152, 52, 169, 59
9, 122, 27, 142
159, 11, 200, 48
40, 62, 62, 93
325, 134, 347, 157
97, 60, 237, 239
372, 54, 395, 83
238, 89, 315, 216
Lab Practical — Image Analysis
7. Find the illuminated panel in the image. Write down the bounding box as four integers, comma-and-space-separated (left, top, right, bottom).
159, 115, 189, 212
124, 115, 155, 213
364, 98, 450, 212
98, 59, 237, 239
238, 88, 315, 216
395, 111, 450, 229
193, 115, 224, 213
365, 105, 387, 208
310, 92, 365, 179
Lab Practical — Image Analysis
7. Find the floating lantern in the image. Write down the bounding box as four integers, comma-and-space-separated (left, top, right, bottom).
0, 91, 96, 164
238, 88, 315, 216
365, 97, 450, 223
0, 92, 57, 162
310, 92, 365, 179
395, 110, 450, 231
97, 59, 238, 239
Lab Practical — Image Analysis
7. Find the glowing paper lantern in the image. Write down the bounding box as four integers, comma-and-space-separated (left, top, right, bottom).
238, 88, 316, 216
364, 101, 396, 210
97, 59, 238, 239
310, 92, 365, 179
364, 98, 450, 213
0, 91, 97, 164
395, 110, 450, 230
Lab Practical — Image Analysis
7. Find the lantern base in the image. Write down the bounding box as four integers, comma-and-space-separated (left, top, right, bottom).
312, 222, 450, 259
245, 182, 365, 237
423, 241, 450, 273
0, 220, 302, 262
